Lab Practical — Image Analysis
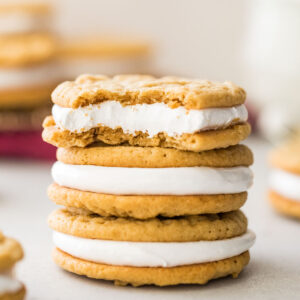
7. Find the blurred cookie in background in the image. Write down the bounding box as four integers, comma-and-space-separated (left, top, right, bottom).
0, 1, 58, 160
0, 231, 25, 300
269, 136, 300, 219
0, 1, 51, 36
58, 36, 151, 80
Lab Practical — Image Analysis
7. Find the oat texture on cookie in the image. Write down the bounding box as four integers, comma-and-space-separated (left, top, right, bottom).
43, 74, 255, 286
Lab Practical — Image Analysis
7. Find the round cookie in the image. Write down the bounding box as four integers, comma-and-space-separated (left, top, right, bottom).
48, 209, 247, 242
0, 232, 25, 300
269, 190, 300, 219
269, 138, 300, 219
0, 2, 50, 14
43, 116, 251, 152
51, 74, 246, 110
56, 144, 253, 168
0, 234, 23, 272
0, 33, 55, 68
0, 85, 54, 110
269, 138, 300, 175
53, 248, 250, 287
48, 183, 247, 219
0, 282, 26, 300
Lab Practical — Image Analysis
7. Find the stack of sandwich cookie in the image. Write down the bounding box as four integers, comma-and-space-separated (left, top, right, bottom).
269, 137, 300, 219
0, 2, 58, 159
0, 231, 25, 300
43, 74, 255, 286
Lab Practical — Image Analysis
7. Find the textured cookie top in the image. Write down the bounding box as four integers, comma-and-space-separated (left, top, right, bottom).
51, 74, 246, 109
0, 235, 23, 271
48, 209, 247, 242
57, 144, 253, 168
0, 33, 55, 67
269, 138, 300, 174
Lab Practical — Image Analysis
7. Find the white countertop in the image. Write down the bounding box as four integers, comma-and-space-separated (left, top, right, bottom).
0, 136, 300, 299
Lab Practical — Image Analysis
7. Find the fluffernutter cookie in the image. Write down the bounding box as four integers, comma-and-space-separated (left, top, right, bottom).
49, 144, 253, 219
43, 73, 255, 286
269, 137, 300, 219
0, 231, 25, 300
49, 209, 255, 286
42, 74, 251, 151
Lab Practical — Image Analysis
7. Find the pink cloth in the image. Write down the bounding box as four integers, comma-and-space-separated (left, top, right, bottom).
0, 131, 56, 160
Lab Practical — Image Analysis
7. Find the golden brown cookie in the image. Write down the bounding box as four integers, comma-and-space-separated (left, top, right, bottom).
58, 37, 149, 59
56, 144, 253, 168
43, 117, 250, 152
269, 138, 300, 175
48, 183, 247, 219
0, 33, 55, 68
51, 74, 246, 109
0, 283, 26, 300
269, 190, 300, 219
53, 248, 250, 287
0, 84, 54, 110
0, 3, 50, 14
48, 209, 247, 242
0, 235, 23, 272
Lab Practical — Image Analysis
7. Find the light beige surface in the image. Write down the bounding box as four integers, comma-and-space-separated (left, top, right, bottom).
0, 137, 300, 299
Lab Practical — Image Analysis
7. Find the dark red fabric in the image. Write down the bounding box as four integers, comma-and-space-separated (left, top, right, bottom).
0, 131, 56, 160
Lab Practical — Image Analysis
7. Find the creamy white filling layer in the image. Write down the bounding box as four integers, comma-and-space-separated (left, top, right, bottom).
0, 62, 58, 89
0, 13, 49, 34
52, 161, 253, 195
0, 275, 22, 295
269, 168, 300, 201
52, 102, 248, 137
53, 230, 256, 267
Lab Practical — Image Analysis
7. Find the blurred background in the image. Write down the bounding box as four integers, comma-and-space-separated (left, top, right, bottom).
0, 0, 300, 159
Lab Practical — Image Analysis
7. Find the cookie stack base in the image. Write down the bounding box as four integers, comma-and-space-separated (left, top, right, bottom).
53, 248, 250, 287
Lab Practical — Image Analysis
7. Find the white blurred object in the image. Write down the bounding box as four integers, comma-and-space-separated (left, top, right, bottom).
243, 0, 300, 141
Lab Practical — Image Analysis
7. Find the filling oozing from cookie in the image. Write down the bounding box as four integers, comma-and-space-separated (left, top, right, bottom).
52, 230, 256, 267
269, 168, 300, 201
52, 161, 253, 195
52, 102, 248, 137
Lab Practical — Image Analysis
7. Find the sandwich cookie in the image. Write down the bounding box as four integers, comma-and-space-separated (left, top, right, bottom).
0, 33, 58, 110
49, 144, 253, 219
0, 232, 25, 300
269, 138, 300, 218
42, 74, 251, 151
0, 2, 51, 35
49, 209, 255, 286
